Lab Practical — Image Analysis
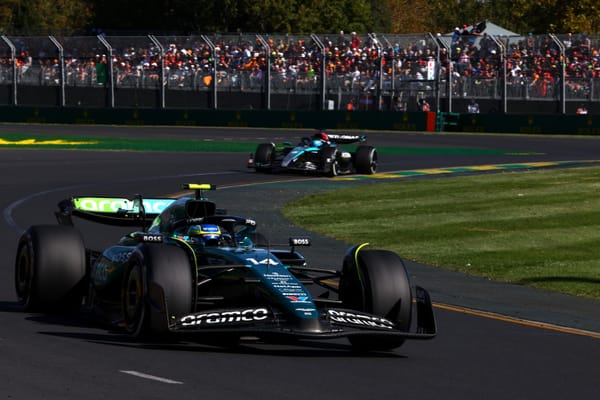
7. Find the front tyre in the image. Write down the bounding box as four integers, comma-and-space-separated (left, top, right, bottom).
123, 244, 193, 339
355, 146, 378, 174
321, 147, 339, 177
253, 143, 275, 172
339, 246, 413, 351
14, 225, 86, 312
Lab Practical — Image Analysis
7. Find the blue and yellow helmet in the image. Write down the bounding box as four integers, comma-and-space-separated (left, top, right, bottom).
187, 224, 221, 245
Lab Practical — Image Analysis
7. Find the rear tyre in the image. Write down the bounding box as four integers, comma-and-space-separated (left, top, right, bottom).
254, 143, 275, 172
123, 244, 193, 339
14, 225, 86, 312
355, 146, 378, 174
339, 247, 412, 351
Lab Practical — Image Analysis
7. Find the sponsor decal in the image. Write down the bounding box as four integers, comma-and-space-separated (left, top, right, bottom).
140, 234, 163, 243
74, 197, 174, 214
104, 247, 134, 263
200, 224, 220, 233
286, 295, 310, 303
327, 309, 394, 329
263, 271, 312, 303
180, 308, 269, 326
327, 134, 359, 141
289, 237, 311, 246
295, 307, 318, 316
246, 257, 279, 266
94, 261, 111, 283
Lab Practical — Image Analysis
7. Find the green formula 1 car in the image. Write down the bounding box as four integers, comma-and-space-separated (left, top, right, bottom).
15, 184, 435, 351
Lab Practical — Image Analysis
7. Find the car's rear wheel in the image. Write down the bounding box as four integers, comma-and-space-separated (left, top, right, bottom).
254, 143, 275, 172
123, 244, 193, 339
15, 225, 86, 312
355, 146, 378, 174
339, 246, 412, 351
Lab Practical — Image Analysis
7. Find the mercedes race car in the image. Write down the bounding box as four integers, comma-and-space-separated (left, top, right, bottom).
248, 131, 378, 177
15, 184, 435, 351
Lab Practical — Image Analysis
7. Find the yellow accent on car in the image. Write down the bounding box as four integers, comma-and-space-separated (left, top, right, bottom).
354, 243, 370, 285
182, 183, 216, 190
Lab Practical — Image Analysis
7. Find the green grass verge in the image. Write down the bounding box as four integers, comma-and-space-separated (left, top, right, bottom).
282, 166, 600, 300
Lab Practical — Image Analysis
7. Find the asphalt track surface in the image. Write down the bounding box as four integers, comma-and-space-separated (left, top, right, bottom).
1, 123, 599, 399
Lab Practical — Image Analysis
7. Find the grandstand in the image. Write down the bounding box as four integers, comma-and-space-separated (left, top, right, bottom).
0, 29, 598, 114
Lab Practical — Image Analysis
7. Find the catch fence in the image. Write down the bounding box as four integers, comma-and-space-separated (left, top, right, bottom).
0, 32, 598, 113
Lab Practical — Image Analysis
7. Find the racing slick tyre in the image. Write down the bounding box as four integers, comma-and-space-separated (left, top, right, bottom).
123, 244, 193, 339
254, 143, 275, 172
321, 147, 339, 177
15, 225, 86, 312
355, 146, 378, 175
339, 246, 412, 351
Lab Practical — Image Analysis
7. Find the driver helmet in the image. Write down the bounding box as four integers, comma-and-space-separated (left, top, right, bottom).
312, 131, 330, 147
187, 224, 221, 246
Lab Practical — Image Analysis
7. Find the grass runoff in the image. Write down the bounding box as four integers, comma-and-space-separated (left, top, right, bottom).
283, 166, 600, 300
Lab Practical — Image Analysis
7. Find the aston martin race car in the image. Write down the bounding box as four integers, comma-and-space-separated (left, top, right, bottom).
14, 184, 435, 351
248, 131, 378, 177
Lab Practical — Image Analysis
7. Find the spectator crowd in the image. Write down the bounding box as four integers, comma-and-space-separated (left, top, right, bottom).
1, 27, 599, 108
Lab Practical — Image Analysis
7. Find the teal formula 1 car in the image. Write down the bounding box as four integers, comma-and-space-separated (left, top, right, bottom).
14, 184, 435, 351
248, 131, 378, 177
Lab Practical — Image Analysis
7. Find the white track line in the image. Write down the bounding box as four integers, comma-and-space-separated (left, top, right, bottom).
119, 370, 183, 384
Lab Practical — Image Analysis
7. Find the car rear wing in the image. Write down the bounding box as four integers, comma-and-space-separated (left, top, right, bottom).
55, 195, 176, 227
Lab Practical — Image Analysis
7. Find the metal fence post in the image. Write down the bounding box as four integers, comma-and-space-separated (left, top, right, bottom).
148, 35, 165, 109
490, 35, 506, 113
549, 34, 566, 115
368, 33, 383, 110
431, 33, 445, 113
310, 34, 326, 110
257, 35, 271, 110
48, 36, 65, 107
1, 35, 17, 106
97, 35, 114, 108
201, 34, 217, 109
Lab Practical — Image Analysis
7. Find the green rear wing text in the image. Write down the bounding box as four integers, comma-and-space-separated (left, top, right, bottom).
55, 196, 176, 227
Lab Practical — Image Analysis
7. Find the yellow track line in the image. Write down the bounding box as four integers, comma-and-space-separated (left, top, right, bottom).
434, 303, 600, 340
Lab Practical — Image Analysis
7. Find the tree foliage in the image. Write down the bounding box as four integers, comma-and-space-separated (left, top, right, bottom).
0, 0, 597, 35
0, 0, 92, 35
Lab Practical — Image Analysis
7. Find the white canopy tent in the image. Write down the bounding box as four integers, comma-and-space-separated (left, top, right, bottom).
438, 20, 522, 47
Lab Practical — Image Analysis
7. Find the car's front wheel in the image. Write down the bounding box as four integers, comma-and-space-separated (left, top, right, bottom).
253, 143, 275, 172
339, 246, 413, 351
123, 244, 193, 338
321, 147, 339, 177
